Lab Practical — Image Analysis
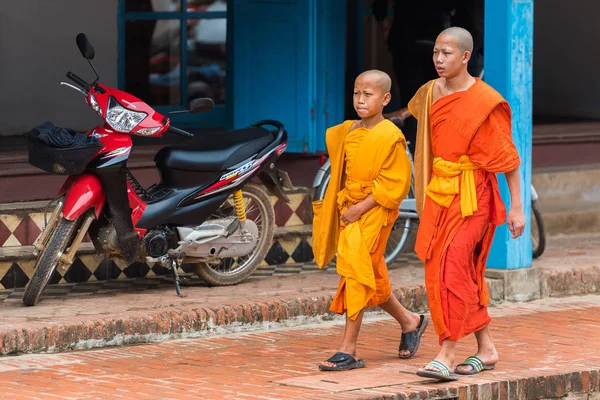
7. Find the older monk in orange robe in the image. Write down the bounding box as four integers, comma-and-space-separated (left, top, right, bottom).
408, 27, 526, 381
312, 70, 427, 372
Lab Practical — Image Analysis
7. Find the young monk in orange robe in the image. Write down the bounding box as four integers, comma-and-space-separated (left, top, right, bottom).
409, 28, 526, 381
312, 70, 428, 371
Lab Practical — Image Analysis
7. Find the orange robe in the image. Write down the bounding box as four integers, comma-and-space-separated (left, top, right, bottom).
312, 120, 412, 320
409, 79, 521, 344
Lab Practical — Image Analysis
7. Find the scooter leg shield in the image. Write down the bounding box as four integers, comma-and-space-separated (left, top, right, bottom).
63, 174, 106, 220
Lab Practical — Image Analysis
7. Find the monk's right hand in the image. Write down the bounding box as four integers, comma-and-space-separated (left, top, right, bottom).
341, 205, 363, 225
507, 206, 526, 239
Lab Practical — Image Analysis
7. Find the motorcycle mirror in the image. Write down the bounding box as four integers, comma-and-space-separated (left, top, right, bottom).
189, 98, 215, 114
76, 33, 95, 60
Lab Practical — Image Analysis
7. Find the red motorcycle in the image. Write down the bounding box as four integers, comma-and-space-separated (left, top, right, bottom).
24, 33, 292, 306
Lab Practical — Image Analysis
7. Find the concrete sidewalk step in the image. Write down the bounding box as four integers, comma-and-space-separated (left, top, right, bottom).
1, 295, 600, 399
1, 233, 600, 356
539, 205, 600, 236
533, 164, 600, 235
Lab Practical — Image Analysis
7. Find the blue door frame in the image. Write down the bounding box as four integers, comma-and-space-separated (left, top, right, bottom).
485, 0, 534, 270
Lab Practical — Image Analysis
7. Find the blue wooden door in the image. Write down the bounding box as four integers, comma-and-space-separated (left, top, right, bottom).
231, 0, 315, 153
231, 1, 346, 153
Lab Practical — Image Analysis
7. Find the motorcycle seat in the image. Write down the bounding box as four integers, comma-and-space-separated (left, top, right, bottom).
155, 127, 273, 172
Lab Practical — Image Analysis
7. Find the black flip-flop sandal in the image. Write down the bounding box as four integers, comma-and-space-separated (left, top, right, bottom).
318, 352, 366, 372
416, 360, 459, 381
398, 314, 428, 359
454, 356, 496, 375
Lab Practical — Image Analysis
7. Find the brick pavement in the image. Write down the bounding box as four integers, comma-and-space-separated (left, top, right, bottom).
1, 295, 600, 399
1, 234, 600, 355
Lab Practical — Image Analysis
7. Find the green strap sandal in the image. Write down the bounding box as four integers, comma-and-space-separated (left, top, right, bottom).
454, 356, 496, 375
416, 360, 459, 381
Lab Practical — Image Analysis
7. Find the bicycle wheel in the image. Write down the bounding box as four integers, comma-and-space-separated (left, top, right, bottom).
315, 169, 331, 202
384, 188, 415, 265
531, 200, 546, 259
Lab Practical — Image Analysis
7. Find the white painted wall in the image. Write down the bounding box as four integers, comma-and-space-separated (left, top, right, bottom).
533, 0, 600, 120
0, 0, 118, 135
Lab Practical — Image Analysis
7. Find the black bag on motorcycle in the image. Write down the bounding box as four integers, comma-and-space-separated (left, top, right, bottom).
26, 121, 103, 175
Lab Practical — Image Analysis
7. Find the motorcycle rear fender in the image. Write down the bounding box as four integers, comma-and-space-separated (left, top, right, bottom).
258, 166, 294, 203
60, 173, 106, 220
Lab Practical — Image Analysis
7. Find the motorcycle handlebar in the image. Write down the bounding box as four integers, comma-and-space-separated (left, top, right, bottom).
168, 125, 194, 138
66, 72, 90, 91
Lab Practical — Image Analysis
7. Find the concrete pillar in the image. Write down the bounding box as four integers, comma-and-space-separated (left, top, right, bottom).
485, 0, 534, 269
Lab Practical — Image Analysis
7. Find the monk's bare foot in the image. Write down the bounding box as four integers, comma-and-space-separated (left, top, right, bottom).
455, 347, 499, 373
320, 360, 337, 369
419, 350, 454, 373
401, 312, 421, 333
398, 312, 422, 357
321, 345, 357, 369
319, 351, 358, 369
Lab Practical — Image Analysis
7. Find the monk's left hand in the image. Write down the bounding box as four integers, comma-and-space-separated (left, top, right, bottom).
507, 206, 526, 239
341, 205, 363, 225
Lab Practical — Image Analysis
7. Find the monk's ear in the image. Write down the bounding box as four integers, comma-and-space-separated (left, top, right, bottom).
462, 50, 472, 65
382, 92, 391, 106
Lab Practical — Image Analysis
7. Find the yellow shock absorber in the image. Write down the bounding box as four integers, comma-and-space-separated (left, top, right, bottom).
233, 190, 247, 221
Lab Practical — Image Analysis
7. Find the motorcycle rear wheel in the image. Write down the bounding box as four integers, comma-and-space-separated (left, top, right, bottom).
22, 217, 79, 306
193, 183, 275, 286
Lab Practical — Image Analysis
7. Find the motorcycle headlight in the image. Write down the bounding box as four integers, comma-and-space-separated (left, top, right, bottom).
105, 96, 147, 133
89, 94, 103, 116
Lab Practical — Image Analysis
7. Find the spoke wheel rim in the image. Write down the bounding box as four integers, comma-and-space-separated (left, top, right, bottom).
385, 217, 412, 262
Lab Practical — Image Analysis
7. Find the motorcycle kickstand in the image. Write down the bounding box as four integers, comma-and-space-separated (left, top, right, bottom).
169, 252, 187, 298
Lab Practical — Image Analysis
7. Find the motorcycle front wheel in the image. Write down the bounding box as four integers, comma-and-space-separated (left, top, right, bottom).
22, 216, 79, 306
193, 183, 275, 286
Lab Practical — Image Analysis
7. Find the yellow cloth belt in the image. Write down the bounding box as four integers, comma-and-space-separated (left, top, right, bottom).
425, 155, 479, 218
337, 179, 372, 207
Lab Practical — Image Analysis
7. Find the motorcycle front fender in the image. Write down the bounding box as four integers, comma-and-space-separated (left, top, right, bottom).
61, 173, 106, 220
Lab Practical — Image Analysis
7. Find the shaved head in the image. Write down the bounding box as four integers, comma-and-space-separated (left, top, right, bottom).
438, 27, 473, 53
356, 69, 392, 93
